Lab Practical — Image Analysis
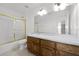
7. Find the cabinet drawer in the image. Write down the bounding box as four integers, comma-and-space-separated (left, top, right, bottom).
41, 39, 56, 49
41, 48, 56, 56
56, 50, 76, 56
57, 43, 79, 55
27, 36, 40, 44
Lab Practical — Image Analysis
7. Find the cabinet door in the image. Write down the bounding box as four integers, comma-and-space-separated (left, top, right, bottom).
57, 43, 79, 55
56, 50, 77, 56
41, 48, 55, 56
27, 40, 33, 53
27, 36, 40, 55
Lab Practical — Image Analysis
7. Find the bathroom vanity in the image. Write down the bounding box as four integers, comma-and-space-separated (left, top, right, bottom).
27, 33, 79, 56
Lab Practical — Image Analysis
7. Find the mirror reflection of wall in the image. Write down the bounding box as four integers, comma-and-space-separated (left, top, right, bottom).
58, 20, 66, 34
34, 8, 69, 34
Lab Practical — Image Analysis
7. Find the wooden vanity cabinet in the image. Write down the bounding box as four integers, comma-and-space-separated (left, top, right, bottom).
27, 36, 79, 56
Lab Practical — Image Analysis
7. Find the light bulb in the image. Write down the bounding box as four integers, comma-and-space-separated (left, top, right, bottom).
53, 5, 59, 11
59, 3, 70, 10
42, 10, 47, 14
37, 9, 47, 16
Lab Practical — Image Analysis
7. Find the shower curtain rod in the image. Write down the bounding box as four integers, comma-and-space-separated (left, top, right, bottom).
0, 12, 26, 20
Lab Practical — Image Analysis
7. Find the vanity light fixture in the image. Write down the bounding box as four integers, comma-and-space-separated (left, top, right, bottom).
53, 3, 72, 11
37, 8, 47, 16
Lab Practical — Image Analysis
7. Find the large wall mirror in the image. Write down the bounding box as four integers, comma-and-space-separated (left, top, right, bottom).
34, 3, 79, 38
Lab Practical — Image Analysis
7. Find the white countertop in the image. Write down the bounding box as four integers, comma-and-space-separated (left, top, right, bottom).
27, 33, 79, 46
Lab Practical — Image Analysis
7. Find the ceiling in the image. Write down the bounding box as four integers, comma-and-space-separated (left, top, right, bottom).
0, 3, 76, 16
0, 3, 53, 16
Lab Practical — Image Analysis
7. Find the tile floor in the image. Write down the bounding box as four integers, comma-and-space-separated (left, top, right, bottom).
0, 39, 35, 56
0, 48, 34, 56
